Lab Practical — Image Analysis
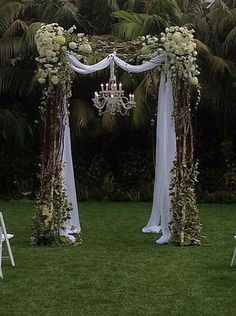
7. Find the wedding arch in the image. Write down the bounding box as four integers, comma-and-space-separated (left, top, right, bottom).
32, 23, 201, 246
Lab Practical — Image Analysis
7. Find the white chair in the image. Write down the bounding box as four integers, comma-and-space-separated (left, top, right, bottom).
0, 212, 15, 279
230, 236, 236, 267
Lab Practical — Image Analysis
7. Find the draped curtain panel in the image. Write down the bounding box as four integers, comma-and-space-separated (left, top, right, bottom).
63, 53, 176, 242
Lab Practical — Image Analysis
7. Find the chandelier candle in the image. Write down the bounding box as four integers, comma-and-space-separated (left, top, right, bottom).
92, 58, 136, 116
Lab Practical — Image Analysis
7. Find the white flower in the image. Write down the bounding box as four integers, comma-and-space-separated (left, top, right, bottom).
189, 76, 198, 85
140, 45, 151, 55
53, 44, 61, 51
39, 58, 47, 63
172, 31, 182, 43
45, 25, 53, 32
61, 46, 67, 52
51, 76, 59, 85
69, 42, 77, 50
54, 35, 66, 45
67, 25, 76, 33
187, 43, 194, 53
44, 64, 53, 68
38, 77, 46, 84
39, 49, 46, 57
46, 50, 53, 57
79, 44, 92, 54
51, 57, 58, 63
77, 33, 85, 38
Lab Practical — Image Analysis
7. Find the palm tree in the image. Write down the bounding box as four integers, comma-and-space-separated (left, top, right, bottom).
79, 0, 120, 34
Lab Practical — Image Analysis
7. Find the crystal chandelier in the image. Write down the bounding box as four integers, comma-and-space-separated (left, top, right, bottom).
93, 59, 136, 116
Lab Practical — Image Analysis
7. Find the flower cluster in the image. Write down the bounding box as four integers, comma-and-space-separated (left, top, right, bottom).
138, 26, 200, 86
35, 23, 92, 86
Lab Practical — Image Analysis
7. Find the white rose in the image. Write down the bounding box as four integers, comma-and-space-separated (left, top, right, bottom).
77, 33, 85, 38
53, 44, 61, 51
38, 77, 46, 84
39, 49, 46, 57
189, 76, 198, 85
79, 44, 92, 54
54, 36, 66, 45
39, 58, 47, 64
172, 31, 182, 43
61, 46, 67, 52
45, 25, 53, 32
187, 44, 194, 53
51, 76, 59, 85
69, 42, 77, 50
51, 57, 58, 63
40, 70, 48, 78
45, 50, 53, 57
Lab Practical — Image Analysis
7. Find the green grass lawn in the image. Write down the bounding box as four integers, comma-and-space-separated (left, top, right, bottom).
0, 201, 236, 316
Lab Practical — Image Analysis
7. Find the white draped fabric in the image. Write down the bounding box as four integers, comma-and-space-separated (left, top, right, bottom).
142, 74, 176, 244
60, 110, 81, 243
66, 52, 166, 74
63, 52, 176, 244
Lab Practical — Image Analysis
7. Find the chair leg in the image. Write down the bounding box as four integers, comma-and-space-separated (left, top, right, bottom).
230, 247, 236, 267
0, 213, 15, 267
0, 226, 3, 278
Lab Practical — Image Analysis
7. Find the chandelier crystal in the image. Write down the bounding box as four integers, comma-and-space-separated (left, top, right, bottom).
92, 59, 136, 116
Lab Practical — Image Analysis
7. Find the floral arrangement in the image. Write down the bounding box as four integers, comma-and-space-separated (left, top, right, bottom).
138, 26, 200, 87
35, 23, 92, 88
33, 23, 91, 245
137, 27, 202, 246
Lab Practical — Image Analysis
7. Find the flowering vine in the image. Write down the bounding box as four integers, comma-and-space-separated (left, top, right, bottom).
138, 26, 202, 245
33, 23, 92, 245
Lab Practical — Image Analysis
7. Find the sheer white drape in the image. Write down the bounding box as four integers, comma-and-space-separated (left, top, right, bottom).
60, 108, 81, 243
66, 52, 166, 74
142, 74, 176, 244
64, 52, 176, 244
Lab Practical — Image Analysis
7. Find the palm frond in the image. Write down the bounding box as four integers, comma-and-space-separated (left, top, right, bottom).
101, 112, 117, 131
113, 10, 144, 39
208, 55, 235, 78
0, 109, 32, 146
20, 22, 42, 54
194, 38, 211, 54
0, 37, 22, 65
0, 66, 34, 94
223, 25, 236, 54
70, 98, 96, 133
143, 13, 170, 34
3, 19, 28, 37
132, 75, 154, 128
107, 0, 120, 11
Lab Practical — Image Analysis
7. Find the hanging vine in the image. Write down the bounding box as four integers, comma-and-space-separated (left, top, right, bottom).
33, 23, 92, 245
137, 26, 202, 245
